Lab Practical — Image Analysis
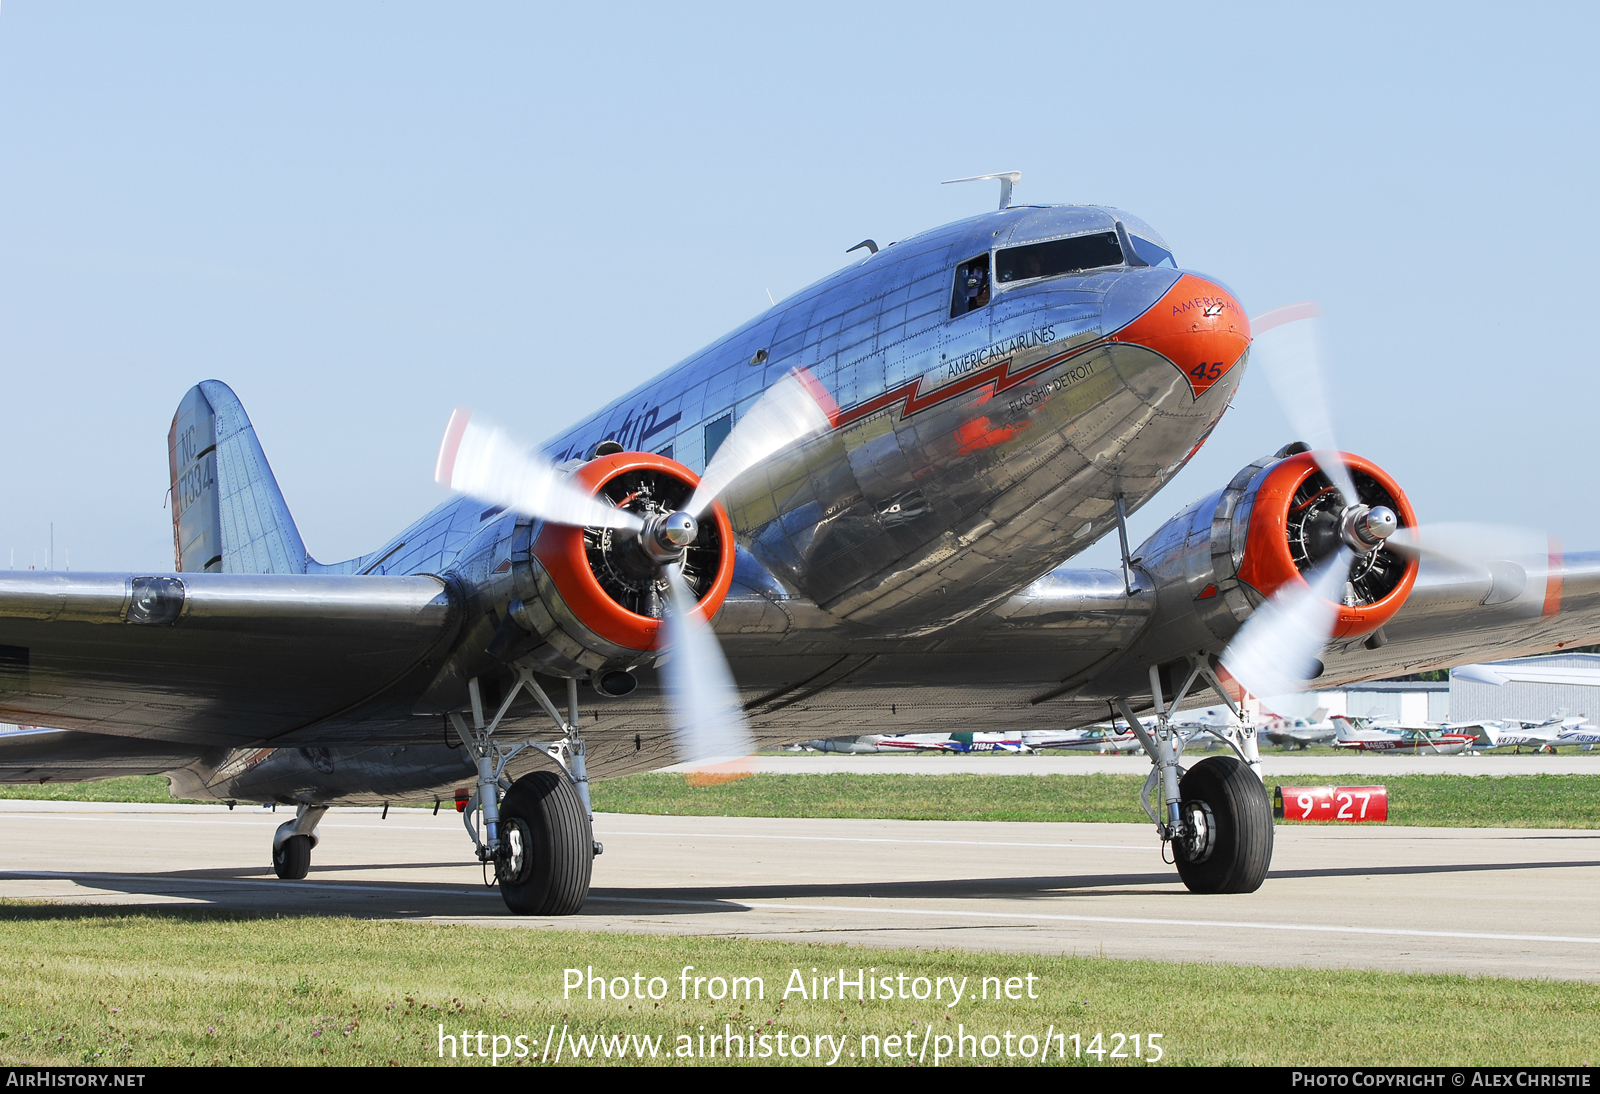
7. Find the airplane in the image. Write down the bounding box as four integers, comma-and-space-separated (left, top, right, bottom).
1469, 714, 1591, 753
1331, 716, 1475, 755
1258, 706, 1333, 750
5, 177, 1600, 914
1022, 726, 1144, 753
799, 731, 1025, 754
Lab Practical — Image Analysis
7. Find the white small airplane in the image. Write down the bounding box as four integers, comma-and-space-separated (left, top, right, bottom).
799, 731, 1026, 754
1331, 716, 1474, 755
1474, 714, 1592, 752
1260, 706, 1333, 750
1022, 726, 1144, 753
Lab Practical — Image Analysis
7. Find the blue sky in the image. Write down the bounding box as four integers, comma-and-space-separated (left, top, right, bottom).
1, 3, 1596, 571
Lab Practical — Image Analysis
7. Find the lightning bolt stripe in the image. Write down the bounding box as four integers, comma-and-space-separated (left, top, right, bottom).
831, 338, 1108, 430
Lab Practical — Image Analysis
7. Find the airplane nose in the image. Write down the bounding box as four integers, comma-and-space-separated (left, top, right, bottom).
1107, 273, 1252, 398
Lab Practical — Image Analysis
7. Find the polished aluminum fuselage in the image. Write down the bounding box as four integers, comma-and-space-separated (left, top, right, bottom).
358, 205, 1232, 631
171, 206, 1251, 801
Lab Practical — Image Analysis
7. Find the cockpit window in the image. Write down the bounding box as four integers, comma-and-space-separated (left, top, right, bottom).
996, 231, 1123, 284
949, 254, 991, 318
1131, 235, 1176, 268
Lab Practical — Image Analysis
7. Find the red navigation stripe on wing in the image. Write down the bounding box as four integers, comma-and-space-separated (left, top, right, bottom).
832, 340, 1105, 430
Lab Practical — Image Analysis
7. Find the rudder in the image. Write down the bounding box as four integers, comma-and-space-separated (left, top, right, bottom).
168, 380, 310, 574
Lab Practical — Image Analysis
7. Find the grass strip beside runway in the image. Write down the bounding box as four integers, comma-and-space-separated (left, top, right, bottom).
1, 773, 1598, 828
591, 772, 1600, 829
0, 775, 201, 803
0, 904, 1595, 1067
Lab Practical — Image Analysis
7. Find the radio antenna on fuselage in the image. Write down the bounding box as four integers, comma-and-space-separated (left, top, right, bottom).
943, 171, 1022, 211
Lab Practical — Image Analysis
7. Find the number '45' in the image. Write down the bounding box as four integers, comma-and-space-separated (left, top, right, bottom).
1189, 362, 1224, 382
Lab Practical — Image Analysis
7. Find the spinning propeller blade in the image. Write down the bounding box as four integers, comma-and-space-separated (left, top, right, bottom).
687, 369, 835, 517
1220, 546, 1354, 700
1387, 522, 1549, 570
1249, 302, 1361, 508
435, 408, 644, 532
663, 565, 755, 783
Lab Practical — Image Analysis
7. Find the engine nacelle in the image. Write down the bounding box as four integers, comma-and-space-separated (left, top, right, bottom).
1091, 444, 1419, 695
492, 451, 735, 677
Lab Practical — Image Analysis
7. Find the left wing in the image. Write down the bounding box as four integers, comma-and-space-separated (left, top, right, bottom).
0, 572, 460, 748
0, 727, 212, 783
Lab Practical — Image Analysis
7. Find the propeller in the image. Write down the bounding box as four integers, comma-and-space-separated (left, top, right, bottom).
1249, 302, 1359, 508
1222, 305, 1554, 701
688, 368, 835, 516
662, 564, 755, 784
435, 409, 644, 532
1219, 545, 1354, 701
1219, 304, 1392, 699
435, 370, 834, 777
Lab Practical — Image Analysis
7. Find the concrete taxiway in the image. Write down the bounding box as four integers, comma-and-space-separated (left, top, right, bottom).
1, 800, 1597, 982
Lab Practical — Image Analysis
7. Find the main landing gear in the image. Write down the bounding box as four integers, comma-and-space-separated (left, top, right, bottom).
450, 667, 598, 916
272, 804, 328, 880
1117, 657, 1274, 894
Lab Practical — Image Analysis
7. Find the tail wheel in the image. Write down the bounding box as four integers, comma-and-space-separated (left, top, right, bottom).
1173, 755, 1274, 894
496, 770, 593, 915
273, 834, 312, 880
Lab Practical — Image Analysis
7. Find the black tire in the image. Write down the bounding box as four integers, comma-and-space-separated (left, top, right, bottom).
273, 834, 312, 880
496, 770, 593, 915
1173, 755, 1274, 894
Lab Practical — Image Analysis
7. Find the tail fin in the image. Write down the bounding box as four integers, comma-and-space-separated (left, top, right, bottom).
1331, 715, 1357, 742
168, 380, 310, 574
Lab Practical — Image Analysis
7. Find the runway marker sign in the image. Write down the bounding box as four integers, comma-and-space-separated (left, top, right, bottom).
1273, 785, 1389, 822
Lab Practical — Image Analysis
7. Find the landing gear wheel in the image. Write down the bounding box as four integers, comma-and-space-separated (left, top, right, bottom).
1173, 755, 1273, 894
273, 834, 312, 880
495, 770, 593, 915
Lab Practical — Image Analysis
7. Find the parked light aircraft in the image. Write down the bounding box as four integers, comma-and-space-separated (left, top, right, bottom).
1331, 716, 1474, 755
5, 180, 1599, 912
799, 731, 1025, 754
1260, 706, 1333, 750
1470, 715, 1590, 752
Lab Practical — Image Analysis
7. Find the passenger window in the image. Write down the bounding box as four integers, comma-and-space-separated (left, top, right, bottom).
996, 231, 1123, 284
704, 414, 732, 464
949, 254, 991, 318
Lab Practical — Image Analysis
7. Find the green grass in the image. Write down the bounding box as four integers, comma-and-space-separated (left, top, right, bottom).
0, 905, 1594, 1067
4, 772, 1598, 829
0, 775, 201, 804
593, 772, 1150, 823
589, 772, 1600, 829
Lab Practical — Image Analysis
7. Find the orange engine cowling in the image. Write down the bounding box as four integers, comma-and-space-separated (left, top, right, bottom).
1233, 450, 1418, 639
500, 451, 735, 677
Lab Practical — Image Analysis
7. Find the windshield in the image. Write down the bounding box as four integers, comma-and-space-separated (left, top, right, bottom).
1131, 235, 1176, 268
996, 231, 1123, 284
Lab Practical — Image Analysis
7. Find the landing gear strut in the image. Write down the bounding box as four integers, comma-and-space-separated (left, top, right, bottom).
1118, 656, 1274, 894
451, 667, 597, 915
272, 804, 327, 880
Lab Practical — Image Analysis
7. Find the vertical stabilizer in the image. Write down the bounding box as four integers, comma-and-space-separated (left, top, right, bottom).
167, 381, 310, 574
